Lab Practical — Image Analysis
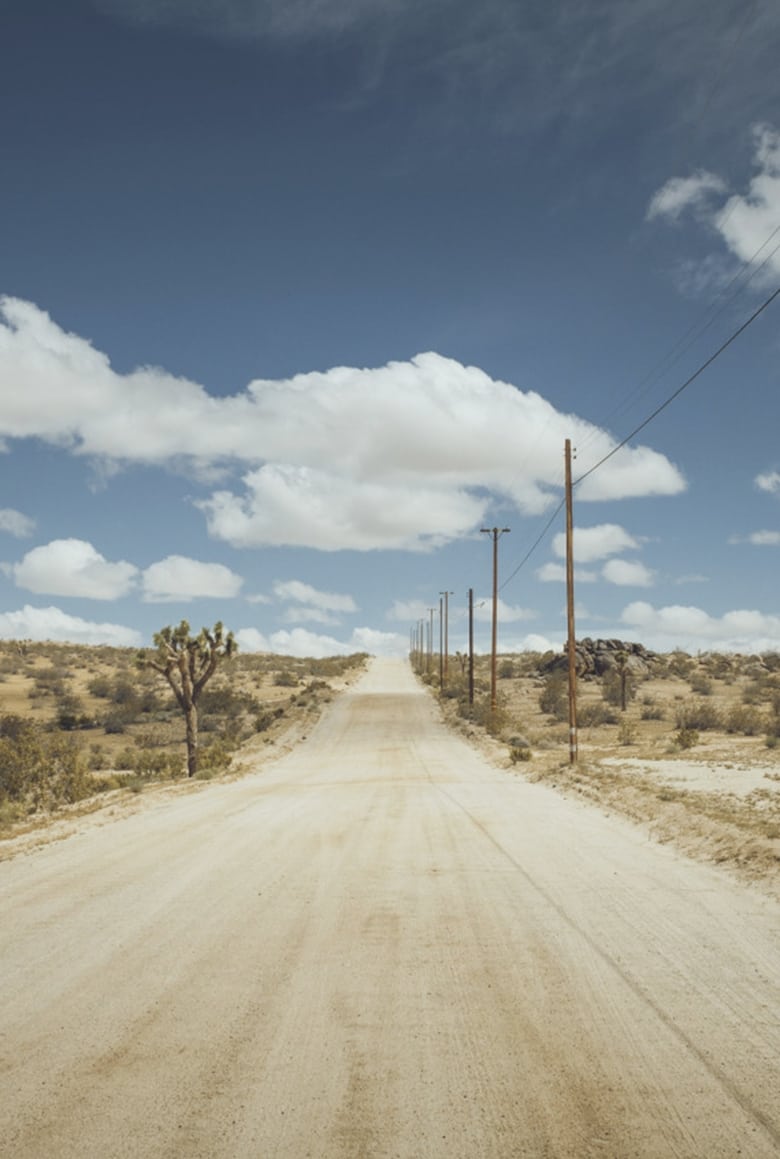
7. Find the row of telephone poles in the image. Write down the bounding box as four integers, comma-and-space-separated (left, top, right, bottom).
409, 527, 510, 714
409, 439, 579, 765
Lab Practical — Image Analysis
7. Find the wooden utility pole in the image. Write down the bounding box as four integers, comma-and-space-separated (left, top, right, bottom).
481, 527, 510, 713
428, 607, 435, 675
439, 596, 444, 690
565, 439, 578, 765
440, 590, 453, 687
468, 587, 475, 707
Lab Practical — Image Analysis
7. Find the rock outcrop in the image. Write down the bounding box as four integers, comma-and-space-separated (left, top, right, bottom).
541, 638, 658, 678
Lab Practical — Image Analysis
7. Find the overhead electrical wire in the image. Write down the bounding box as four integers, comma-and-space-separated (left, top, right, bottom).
498, 277, 780, 594
572, 280, 780, 488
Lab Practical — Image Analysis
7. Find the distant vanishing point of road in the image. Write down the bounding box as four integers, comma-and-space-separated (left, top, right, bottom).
2, 658, 779, 1158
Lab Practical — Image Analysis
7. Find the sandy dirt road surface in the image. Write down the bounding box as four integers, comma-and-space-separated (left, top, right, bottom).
2, 658, 779, 1158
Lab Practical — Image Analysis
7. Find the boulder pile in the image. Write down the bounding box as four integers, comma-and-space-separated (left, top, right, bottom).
541, 638, 658, 678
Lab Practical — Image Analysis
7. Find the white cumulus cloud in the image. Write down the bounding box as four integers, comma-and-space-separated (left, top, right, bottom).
621, 600, 780, 653
0, 604, 141, 646
141, 556, 244, 602
601, 559, 655, 587
748, 530, 780, 546
13, 539, 138, 600
552, 523, 639, 563
0, 300, 685, 553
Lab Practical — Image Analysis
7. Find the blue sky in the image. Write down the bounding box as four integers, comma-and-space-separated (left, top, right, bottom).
1, 0, 779, 658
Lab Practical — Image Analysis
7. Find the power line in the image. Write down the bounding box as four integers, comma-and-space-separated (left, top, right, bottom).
499, 279, 780, 590
573, 282, 780, 488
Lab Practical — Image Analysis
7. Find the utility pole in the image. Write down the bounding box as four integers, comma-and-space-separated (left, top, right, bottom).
440, 590, 454, 689
468, 587, 475, 707
428, 607, 435, 675
481, 527, 510, 713
565, 439, 578, 765
439, 595, 444, 690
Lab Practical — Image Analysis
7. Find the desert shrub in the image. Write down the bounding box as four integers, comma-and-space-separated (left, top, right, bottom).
254, 705, 285, 732
468, 693, 510, 736
601, 669, 637, 710
640, 698, 665, 720
725, 704, 766, 736
688, 673, 713, 696
31, 666, 68, 699
88, 743, 109, 771
197, 738, 235, 775
115, 746, 184, 779
498, 659, 515, 679
578, 702, 617, 727
674, 699, 721, 731
274, 669, 299, 687
0, 715, 89, 811
87, 674, 113, 698
617, 719, 637, 746
766, 695, 780, 740
509, 745, 531, 763
56, 694, 94, 731
539, 673, 568, 721
674, 727, 699, 750
668, 652, 694, 678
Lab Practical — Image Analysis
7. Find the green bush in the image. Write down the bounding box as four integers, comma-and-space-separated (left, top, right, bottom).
0, 715, 89, 811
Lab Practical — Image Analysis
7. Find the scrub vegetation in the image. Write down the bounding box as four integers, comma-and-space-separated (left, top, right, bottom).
0, 639, 367, 832
418, 643, 780, 894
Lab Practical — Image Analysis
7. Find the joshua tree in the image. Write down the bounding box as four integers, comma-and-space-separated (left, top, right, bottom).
138, 621, 237, 777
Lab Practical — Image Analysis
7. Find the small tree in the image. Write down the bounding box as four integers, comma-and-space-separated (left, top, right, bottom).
137, 621, 237, 778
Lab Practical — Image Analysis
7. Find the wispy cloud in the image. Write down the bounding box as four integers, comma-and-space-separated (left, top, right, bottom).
648, 123, 780, 285
0, 508, 36, 538
646, 172, 726, 222
92, 1, 780, 143
268, 580, 358, 625
756, 469, 780, 494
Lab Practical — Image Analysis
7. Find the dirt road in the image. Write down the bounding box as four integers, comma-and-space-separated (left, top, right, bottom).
2, 658, 779, 1158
